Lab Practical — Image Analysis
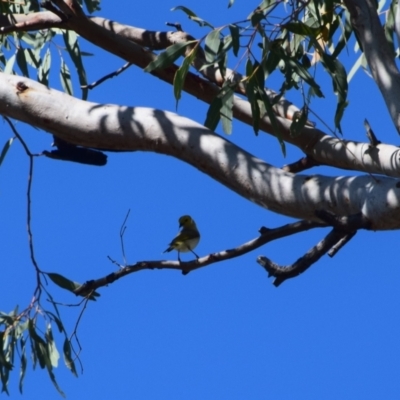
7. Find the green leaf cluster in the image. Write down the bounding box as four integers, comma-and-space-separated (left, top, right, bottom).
0, 304, 76, 397
168, 0, 393, 141
0, 270, 100, 395
0, 18, 90, 99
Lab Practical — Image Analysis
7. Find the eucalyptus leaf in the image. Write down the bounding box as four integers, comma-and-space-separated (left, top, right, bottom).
16, 48, 29, 78
284, 21, 323, 37
144, 41, 196, 72
0, 138, 14, 168
245, 59, 261, 134
204, 97, 222, 131
18, 337, 27, 394
63, 30, 88, 100
83, 0, 101, 13
174, 45, 198, 108
220, 83, 235, 134
28, 319, 48, 369
24, 48, 40, 69
63, 339, 77, 376
204, 29, 222, 63
38, 47, 51, 86
45, 325, 59, 368
4, 53, 16, 75
47, 272, 100, 300
229, 25, 240, 56
60, 59, 73, 96
332, 11, 353, 59
171, 6, 214, 28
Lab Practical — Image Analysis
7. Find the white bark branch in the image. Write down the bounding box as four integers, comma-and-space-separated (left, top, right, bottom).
2, 12, 400, 177
78, 16, 400, 178
92, 19, 315, 126
345, 0, 400, 133
1, 73, 399, 230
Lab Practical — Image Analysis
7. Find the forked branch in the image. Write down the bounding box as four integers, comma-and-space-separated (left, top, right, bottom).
74, 219, 327, 296
258, 212, 371, 286
1, 7, 400, 176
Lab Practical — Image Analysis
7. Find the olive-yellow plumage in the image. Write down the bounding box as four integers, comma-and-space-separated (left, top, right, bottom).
164, 215, 200, 261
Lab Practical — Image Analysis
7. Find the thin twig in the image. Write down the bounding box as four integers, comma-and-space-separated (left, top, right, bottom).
3, 117, 44, 289
119, 209, 130, 265
166, 22, 183, 31
107, 255, 123, 269
328, 231, 356, 257
82, 62, 132, 90
69, 296, 90, 374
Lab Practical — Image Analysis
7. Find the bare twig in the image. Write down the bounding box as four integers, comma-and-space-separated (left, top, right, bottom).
3, 117, 44, 289
107, 255, 123, 269
258, 211, 370, 286
166, 22, 182, 31
68, 296, 90, 374
328, 231, 356, 257
119, 209, 130, 265
82, 62, 132, 90
257, 228, 351, 287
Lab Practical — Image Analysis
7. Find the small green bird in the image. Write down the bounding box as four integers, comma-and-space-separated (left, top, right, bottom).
164, 215, 200, 261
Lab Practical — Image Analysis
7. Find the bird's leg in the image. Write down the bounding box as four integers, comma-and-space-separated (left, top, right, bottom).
189, 249, 199, 259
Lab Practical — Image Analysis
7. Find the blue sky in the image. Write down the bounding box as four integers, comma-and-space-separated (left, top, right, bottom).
1, 0, 400, 399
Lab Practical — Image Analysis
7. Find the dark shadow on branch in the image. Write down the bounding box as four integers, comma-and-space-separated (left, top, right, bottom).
43, 136, 108, 166
282, 155, 321, 173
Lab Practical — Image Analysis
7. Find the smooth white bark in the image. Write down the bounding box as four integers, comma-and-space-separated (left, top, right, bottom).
345, 0, 400, 133
87, 15, 400, 178
2, 13, 400, 177
0, 73, 399, 230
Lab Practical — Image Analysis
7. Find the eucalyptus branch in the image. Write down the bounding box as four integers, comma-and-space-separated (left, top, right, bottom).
0, 11, 65, 33
85, 18, 315, 125
344, 0, 400, 134
257, 211, 370, 286
258, 228, 352, 287
74, 220, 327, 295
2, 74, 400, 230
1, 13, 400, 176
